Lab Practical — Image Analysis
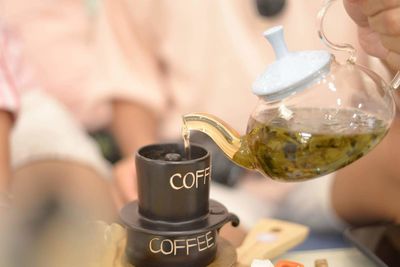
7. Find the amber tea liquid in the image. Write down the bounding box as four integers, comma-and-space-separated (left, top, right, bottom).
234, 108, 389, 181
182, 122, 192, 160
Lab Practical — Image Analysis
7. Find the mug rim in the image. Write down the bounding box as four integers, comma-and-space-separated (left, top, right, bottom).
136, 143, 210, 165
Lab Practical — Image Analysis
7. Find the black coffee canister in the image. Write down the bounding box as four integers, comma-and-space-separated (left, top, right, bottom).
136, 143, 211, 222
121, 143, 239, 267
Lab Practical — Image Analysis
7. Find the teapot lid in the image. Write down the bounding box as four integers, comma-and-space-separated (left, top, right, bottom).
253, 26, 332, 101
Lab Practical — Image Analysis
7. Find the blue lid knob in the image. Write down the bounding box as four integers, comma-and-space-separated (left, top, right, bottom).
252, 25, 332, 101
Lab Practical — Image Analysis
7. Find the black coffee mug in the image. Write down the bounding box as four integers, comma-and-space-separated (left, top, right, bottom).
136, 143, 211, 222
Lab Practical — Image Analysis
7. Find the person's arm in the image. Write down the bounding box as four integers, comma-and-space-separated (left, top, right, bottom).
97, 0, 166, 206
111, 100, 159, 206
0, 26, 23, 194
0, 111, 12, 192
332, 114, 400, 225
111, 100, 158, 157
334, 0, 400, 225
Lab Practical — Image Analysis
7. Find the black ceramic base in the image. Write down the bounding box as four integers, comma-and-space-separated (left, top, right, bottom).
121, 200, 239, 267
126, 238, 237, 267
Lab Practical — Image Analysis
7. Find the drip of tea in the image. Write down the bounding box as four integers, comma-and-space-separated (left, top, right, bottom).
164, 153, 182, 161
234, 108, 388, 181
182, 122, 192, 160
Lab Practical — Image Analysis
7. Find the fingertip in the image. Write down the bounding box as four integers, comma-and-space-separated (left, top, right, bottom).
344, 0, 369, 27
358, 26, 390, 59
385, 51, 400, 71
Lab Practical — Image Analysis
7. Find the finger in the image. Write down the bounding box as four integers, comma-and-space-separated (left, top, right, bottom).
358, 26, 389, 58
361, 0, 400, 16
344, 0, 370, 27
380, 34, 400, 53
111, 184, 124, 210
369, 7, 400, 35
114, 173, 137, 203
113, 159, 138, 203
385, 50, 400, 69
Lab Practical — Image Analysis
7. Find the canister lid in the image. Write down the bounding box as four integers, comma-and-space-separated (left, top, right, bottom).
252, 26, 332, 101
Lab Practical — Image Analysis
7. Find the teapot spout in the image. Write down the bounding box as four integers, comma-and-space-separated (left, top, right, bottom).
182, 113, 255, 170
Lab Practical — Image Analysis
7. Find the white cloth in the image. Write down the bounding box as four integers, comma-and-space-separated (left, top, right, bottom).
274, 174, 347, 232
211, 174, 346, 232
251, 259, 274, 267
11, 90, 111, 179
210, 182, 276, 230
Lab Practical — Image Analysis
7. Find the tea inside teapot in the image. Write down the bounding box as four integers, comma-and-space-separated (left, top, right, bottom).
233, 107, 388, 181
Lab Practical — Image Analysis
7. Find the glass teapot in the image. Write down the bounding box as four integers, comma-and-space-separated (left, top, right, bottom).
182, 0, 400, 182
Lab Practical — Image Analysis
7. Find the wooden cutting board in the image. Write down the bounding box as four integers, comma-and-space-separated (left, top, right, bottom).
236, 219, 309, 267
209, 219, 309, 267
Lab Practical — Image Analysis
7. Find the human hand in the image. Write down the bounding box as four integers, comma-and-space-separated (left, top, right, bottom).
0, 111, 12, 194
344, 0, 400, 70
0, 169, 11, 217
112, 157, 138, 209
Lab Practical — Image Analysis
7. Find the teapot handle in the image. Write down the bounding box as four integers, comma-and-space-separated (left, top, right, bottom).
317, 0, 357, 64
392, 72, 400, 90
318, 0, 400, 90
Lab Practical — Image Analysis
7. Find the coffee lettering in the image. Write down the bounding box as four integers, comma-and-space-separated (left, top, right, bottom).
173, 239, 186, 255
148, 232, 215, 256
161, 239, 174, 255
186, 238, 197, 255
206, 231, 215, 248
197, 235, 207, 252
183, 172, 195, 189
169, 173, 183, 190
169, 166, 211, 190
195, 169, 204, 188
204, 167, 211, 183
149, 238, 161, 253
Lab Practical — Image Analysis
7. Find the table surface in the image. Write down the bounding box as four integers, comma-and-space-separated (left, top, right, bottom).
274, 232, 379, 267
276, 248, 377, 267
